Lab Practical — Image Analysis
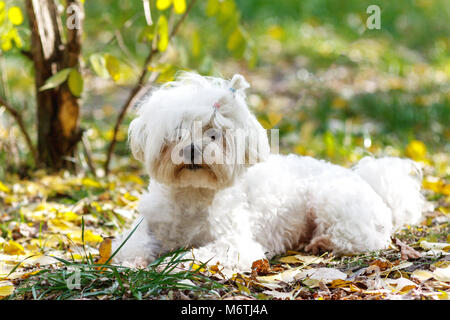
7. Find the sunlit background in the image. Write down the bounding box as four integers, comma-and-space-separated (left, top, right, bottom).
0, 0, 449, 300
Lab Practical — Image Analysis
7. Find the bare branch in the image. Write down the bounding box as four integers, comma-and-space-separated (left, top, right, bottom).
0, 97, 38, 165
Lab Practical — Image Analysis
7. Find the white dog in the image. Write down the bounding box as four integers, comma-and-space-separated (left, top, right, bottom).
112, 72, 425, 271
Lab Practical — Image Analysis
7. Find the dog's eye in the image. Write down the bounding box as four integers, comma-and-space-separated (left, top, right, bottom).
205, 129, 221, 141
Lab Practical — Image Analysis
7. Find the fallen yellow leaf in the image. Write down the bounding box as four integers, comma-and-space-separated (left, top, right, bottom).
405, 140, 427, 161
411, 269, 434, 282
0, 281, 14, 297
423, 176, 448, 195
278, 255, 302, 264
68, 230, 103, 244
81, 177, 102, 188
97, 238, 112, 265
59, 211, 80, 222
293, 254, 325, 264
190, 263, 205, 273
0, 181, 10, 193
2, 240, 25, 255
433, 267, 450, 282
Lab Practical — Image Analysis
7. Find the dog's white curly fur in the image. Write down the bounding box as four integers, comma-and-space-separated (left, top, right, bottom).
112, 72, 425, 271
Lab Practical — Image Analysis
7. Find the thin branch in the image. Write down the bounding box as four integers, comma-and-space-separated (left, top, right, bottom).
0, 97, 38, 165
81, 133, 97, 177
103, 0, 197, 175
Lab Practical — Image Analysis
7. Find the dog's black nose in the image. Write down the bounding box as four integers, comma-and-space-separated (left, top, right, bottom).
183, 143, 202, 165
190, 143, 195, 164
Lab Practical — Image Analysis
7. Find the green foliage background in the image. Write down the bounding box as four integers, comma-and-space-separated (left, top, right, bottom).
0, 0, 449, 176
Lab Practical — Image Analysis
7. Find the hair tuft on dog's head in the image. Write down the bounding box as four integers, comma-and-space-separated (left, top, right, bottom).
230, 74, 250, 92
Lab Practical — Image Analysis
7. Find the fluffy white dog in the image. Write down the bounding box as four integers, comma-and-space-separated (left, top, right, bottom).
112, 72, 425, 271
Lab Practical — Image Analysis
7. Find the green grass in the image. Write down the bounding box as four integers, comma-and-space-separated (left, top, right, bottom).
8, 248, 225, 300
7, 218, 225, 300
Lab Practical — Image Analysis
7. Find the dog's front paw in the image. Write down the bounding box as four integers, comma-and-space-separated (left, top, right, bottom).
188, 244, 264, 273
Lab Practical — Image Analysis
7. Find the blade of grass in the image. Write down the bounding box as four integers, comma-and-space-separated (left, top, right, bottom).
104, 217, 144, 265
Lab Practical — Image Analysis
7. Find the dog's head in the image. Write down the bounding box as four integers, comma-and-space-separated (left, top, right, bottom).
129, 72, 270, 189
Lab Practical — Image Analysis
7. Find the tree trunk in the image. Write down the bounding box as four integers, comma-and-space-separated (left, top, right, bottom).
25, 0, 84, 170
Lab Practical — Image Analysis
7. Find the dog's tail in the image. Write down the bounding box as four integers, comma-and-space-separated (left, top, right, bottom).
353, 156, 426, 231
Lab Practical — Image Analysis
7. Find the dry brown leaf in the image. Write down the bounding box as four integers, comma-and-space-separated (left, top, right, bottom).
393, 238, 422, 260
369, 259, 392, 271
251, 259, 271, 276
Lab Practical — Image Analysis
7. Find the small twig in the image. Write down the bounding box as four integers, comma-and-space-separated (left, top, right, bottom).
81, 133, 97, 177
103, 0, 197, 175
0, 96, 38, 165
20, 49, 33, 60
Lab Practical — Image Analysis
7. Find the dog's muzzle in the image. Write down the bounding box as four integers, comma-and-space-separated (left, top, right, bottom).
183, 143, 203, 169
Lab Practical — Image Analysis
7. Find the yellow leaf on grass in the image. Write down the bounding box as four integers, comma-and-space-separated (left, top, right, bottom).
0, 181, 10, 193
81, 177, 102, 188
294, 254, 325, 265
257, 268, 303, 283
433, 267, 450, 282
0, 281, 14, 297
97, 238, 112, 265
83, 231, 104, 244
411, 269, 434, 282
385, 277, 417, 293
278, 255, 302, 264
330, 279, 355, 289
405, 140, 427, 161
68, 230, 103, 244
60, 211, 80, 222
7, 6, 23, 25
121, 175, 145, 185
3, 240, 25, 255
123, 192, 139, 202
48, 218, 74, 231
438, 290, 449, 300
71, 254, 84, 261
190, 263, 205, 273
419, 240, 450, 252
423, 177, 450, 196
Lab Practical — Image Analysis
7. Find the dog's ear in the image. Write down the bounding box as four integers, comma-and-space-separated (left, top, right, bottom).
128, 117, 147, 162
230, 74, 250, 92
